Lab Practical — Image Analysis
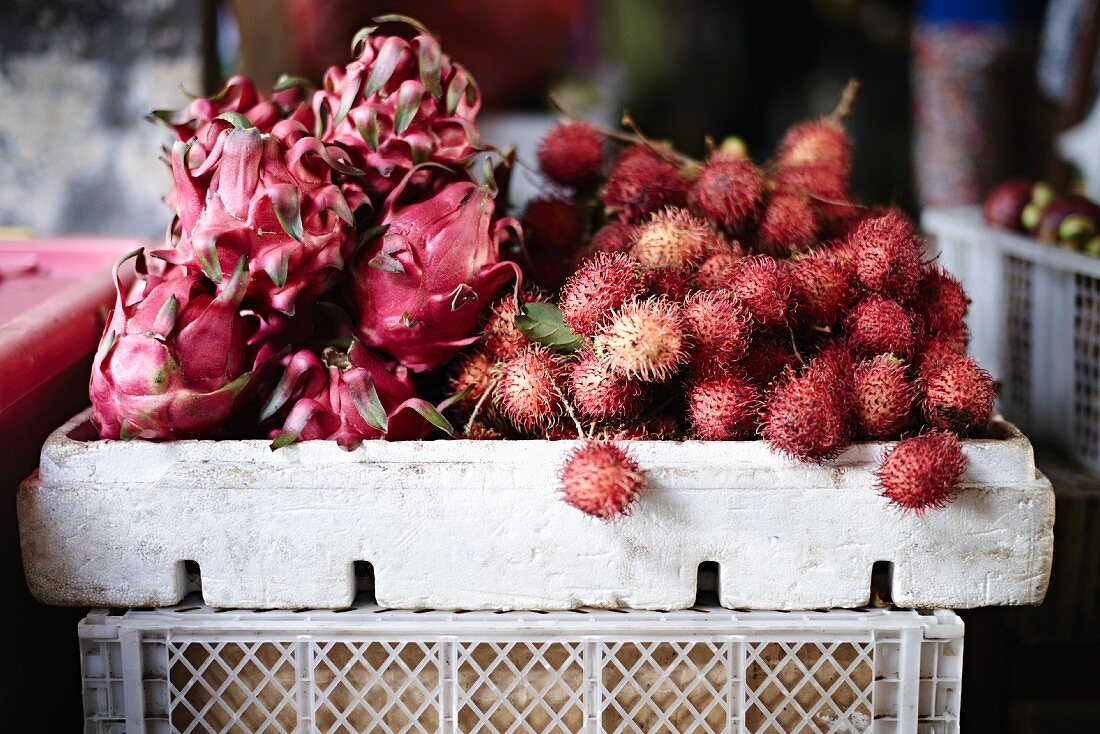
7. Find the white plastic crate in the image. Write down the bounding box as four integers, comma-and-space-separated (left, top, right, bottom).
79, 597, 963, 734
18, 410, 1053, 611
923, 206, 1100, 473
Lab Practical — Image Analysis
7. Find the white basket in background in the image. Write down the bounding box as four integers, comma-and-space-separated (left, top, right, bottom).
18, 410, 1053, 611
923, 206, 1100, 472
79, 598, 963, 734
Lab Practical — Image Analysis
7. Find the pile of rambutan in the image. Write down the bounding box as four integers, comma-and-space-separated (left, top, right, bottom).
447, 81, 997, 521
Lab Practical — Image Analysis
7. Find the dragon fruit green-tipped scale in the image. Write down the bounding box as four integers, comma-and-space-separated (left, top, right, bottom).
262, 342, 451, 450
311, 17, 484, 206
89, 251, 255, 440
159, 116, 359, 316
350, 170, 521, 372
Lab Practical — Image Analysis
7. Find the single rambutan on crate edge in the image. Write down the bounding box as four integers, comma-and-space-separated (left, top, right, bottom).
17, 409, 1054, 611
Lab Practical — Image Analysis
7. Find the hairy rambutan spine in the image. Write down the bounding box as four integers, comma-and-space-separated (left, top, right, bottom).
914, 265, 970, 336
594, 297, 688, 382
693, 247, 744, 291
850, 212, 923, 299
686, 369, 760, 440
756, 192, 817, 256
590, 221, 637, 254
493, 347, 566, 433
846, 295, 917, 357
687, 155, 764, 230
736, 336, 796, 386
777, 118, 851, 174
876, 431, 967, 512
643, 267, 690, 301
761, 362, 853, 462
538, 121, 606, 188
559, 440, 646, 519
449, 350, 498, 413
853, 354, 915, 439
920, 354, 995, 433
602, 146, 686, 223
681, 290, 753, 366
568, 349, 647, 422
790, 251, 855, 326
559, 252, 646, 338
725, 255, 795, 327
630, 207, 716, 270
482, 291, 543, 361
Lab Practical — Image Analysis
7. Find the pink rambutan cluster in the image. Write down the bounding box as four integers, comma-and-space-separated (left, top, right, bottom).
422, 80, 992, 519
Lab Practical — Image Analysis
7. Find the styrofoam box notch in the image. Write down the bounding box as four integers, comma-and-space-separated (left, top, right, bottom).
18, 410, 1054, 611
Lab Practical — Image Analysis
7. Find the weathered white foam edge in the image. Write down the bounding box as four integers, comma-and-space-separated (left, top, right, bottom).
19, 411, 1053, 611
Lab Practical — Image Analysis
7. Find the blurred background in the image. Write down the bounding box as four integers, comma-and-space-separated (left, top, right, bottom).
2, 0, 1099, 730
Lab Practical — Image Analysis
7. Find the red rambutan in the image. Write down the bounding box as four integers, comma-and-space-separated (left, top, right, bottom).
602, 146, 686, 223
809, 341, 858, 392
601, 415, 683, 441
482, 292, 542, 360
920, 354, 995, 434
790, 251, 855, 326
846, 295, 917, 357
736, 335, 796, 386
560, 440, 645, 519
916, 333, 969, 378
725, 255, 795, 327
687, 155, 765, 230
914, 265, 970, 337
682, 289, 753, 366
449, 350, 498, 413
756, 192, 818, 256
537, 121, 606, 189
522, 196, 585, 253
594, 297, 688, 382
777, 118, 851, 175
693, 247, 744, 291
850, 212, 923, 300
876, 431, 967, 512
643, 266, 690, 301
559, 252, 647, 338
493, 347, 566, 433
569, 349, 647, 422
630, 207, 717, 270
771, 162, 848, 202
853, 354, 915, 439
761, 363, 853, 462
686, 369, 760, 440
590, 221, 637, 254
465, 422, 504, 440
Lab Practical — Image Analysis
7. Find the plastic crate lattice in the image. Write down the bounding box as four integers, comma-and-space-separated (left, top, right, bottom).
80, 603, 963, 734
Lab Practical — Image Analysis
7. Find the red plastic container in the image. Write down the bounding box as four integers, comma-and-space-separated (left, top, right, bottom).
1, 237, 144, 730
1, 238, 142, 448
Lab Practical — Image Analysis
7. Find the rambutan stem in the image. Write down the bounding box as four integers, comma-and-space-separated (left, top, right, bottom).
552, 379, 587, 438
464, 376, 499, 436
789, 329, 806, 365
830, 78, 860, 122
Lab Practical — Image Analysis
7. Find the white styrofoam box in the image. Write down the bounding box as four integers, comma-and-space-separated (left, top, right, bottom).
923, 206, 1100, 472
19, 410, 1053, 611
79, 598, 964, 734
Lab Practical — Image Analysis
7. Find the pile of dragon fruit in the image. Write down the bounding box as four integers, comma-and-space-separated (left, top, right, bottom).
89, 17, 995, 521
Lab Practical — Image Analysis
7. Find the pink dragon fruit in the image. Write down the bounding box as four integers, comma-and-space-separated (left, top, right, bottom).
90, 251, 255, 440
160, 117, 360, 315
311, 17, 484, 207
261, 341, 453, 449
152, 75, 313, 161
349, 171, 522, 371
